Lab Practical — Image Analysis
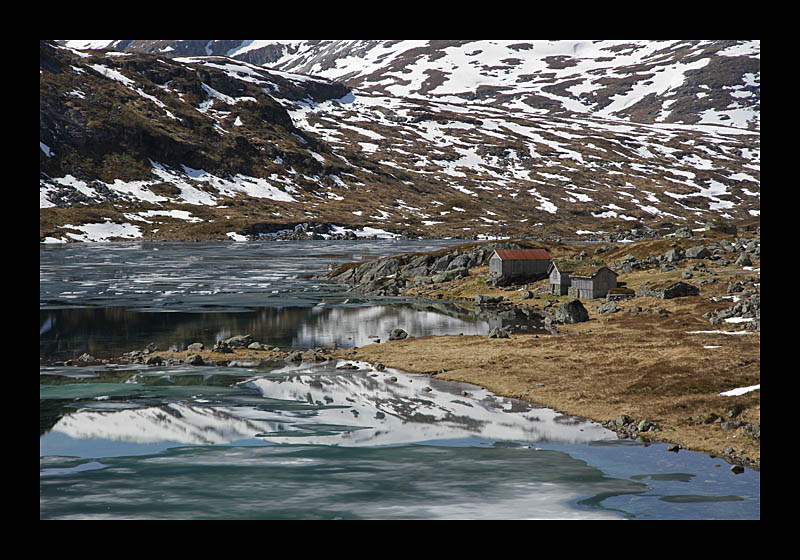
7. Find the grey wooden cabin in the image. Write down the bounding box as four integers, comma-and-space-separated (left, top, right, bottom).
548, 261, 572, 295
567, 266, 618, 299
489, 249, 551, 278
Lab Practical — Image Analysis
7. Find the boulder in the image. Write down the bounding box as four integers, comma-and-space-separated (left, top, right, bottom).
401, 255, 433, 277
685, 245, 711, 259
213, 341, 233, 353
403, 264, 431, 278
356, 257, 402, 284
431, 267, 468, 283
446, 253, 474, 271
597, 300, 618, 314
186, 354, 205, 366
488, 326, 510, 338
225, 334, 254, 347
388, 328, 409, 341
552, 299, 589, 324
475, 294, 503, 305
638, 419, 655, 432
662, 281, 699, 299
741, 423, 760, 440
664, 248, 684, 263
431, 254, 454, 272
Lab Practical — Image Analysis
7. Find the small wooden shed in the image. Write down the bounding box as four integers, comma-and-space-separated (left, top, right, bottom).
567, 265, 618, 299
489, 249, 551, 278
548, 260, 573, 295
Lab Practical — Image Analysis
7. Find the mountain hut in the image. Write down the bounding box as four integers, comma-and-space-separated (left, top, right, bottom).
567, 265, 618, 299
488, 249, 552, 279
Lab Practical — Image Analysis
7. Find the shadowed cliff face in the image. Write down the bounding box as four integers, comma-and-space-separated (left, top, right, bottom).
39, 41, 342, 182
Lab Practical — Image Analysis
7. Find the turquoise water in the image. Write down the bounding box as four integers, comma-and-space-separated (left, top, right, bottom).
39, 241, 760, 520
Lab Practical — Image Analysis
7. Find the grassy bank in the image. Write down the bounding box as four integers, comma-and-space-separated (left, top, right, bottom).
341, 310, 760, 467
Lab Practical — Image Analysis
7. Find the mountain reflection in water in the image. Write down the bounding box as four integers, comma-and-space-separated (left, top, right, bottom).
42, 361, 610, 449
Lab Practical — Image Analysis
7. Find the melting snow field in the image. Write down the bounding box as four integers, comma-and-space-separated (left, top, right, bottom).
40, 160, 299, 212
55, 222, 143, 242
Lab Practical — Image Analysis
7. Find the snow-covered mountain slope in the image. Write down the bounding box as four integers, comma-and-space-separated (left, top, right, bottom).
278, 40, 759, 130
63, 40, 759, 130
42, 40, 760, 242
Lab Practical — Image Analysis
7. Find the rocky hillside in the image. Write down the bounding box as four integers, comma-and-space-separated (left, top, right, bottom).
42, 40, 760, 242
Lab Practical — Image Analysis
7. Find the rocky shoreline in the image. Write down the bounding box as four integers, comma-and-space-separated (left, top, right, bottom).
597, 414, 758, 473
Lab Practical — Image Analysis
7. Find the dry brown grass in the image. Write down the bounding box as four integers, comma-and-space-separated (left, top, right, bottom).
343, 308, 760, 463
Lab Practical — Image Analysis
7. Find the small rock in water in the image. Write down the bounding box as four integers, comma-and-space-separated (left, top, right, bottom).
388, 328, 409, 341
336, 363, 360, 370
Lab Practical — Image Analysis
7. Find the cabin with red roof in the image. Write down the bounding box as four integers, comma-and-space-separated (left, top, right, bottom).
488, 248, 552, 280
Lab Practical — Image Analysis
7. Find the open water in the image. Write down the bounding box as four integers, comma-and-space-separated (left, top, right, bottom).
40, 240, 760, 520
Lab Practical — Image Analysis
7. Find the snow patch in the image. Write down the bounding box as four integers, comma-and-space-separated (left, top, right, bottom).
719, 384, 760, 397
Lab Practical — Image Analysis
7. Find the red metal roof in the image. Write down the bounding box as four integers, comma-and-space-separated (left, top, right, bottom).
494, 249, 551, 261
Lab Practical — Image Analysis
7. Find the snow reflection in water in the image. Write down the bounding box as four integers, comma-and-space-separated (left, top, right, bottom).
41, 361, 643, 520
43, 360, 611, 449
